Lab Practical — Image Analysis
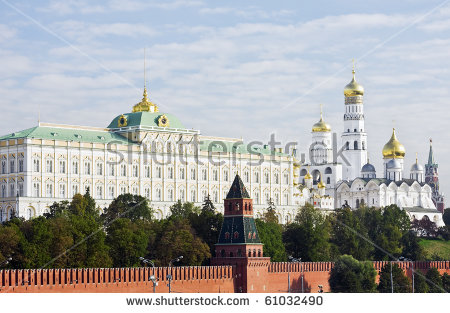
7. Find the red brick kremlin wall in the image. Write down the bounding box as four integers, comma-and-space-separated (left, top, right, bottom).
1, 261, 450, 293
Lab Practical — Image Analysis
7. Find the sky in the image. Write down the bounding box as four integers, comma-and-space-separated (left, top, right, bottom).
1, 0, 450, 200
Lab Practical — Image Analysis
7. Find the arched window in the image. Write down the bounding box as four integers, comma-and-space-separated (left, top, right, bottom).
354, 141, 358, 150
233, 231, 239, 239
300, 169, 307, 176
356, 199, 360, 208
362, 141, 365, 150
346, 142, 349, 150
325, 167, 332, 174
258, 250, 261, 257
327, 177, 331, 184
253, 249, 256, 257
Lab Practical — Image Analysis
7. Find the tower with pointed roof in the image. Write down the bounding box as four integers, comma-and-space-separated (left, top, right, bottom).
212, 174, 270, 292
341, 64, 368, 181
425, 139, 445, 212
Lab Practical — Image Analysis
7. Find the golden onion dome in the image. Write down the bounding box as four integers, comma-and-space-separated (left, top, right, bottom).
317, 179, 326, 189
344, 70, 364, 97
382, 128, 406, 159
304, 170, 312, 180
312, 108, 332, 133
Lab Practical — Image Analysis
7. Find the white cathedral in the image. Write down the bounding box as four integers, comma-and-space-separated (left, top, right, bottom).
0, 67, 445, 226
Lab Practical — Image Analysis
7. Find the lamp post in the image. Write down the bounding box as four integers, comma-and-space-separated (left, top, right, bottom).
390, 261, 393, 293
0, 257, 12, 268
167, 256, 183, 293
288, 256, 303, 293
399, 256, 414, 293
139, 257, 157, 293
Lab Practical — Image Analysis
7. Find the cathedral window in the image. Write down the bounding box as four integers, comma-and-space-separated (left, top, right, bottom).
345, 142, 349, 150
354, 141, 358, 150
59, 160, 66, 174
325, 167, 332, 174
327, 177, 331, 184
362, 141, 365, 150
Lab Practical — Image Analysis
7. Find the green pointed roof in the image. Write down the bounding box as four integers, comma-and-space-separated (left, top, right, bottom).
226, 175, 250, 199
107, 112, 185, 129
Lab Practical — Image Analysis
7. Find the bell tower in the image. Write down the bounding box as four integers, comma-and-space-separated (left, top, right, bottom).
425, 139, 445, 212
212, 174, 270, 292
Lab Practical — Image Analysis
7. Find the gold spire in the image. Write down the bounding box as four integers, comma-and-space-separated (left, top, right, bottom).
312, 104, 331, 132
304, 166, 312, 180
416, 152, 418, 164
344, 59, 364, 97
132, 48, 159, 113
382, 128, 406, 159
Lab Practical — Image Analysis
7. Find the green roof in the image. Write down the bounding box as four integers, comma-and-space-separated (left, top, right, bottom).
217, 216, 262, 244
0, 126, 134, 145
199, 139, 288, 156
226, 175, 250, 199
107, 112, 185, 129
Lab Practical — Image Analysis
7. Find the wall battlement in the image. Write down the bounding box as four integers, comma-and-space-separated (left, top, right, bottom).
1, 261, 449, 293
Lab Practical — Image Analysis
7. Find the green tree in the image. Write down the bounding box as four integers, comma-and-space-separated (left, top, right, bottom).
442, 272, 450, 292
414, 271, 429, 293
329, 255, 377, 292
106, 218, 154, 267
0, 221, 23, 268
255, 219, 286, 261
102, 193, 153, 224
442, 208, 450, 226
330, 207, 373, 260
401, 231, 425, 260
283, 204, 331, 261
169, 200, 199, 220
154, 219, 211, 266
263, 198, 279, 224
377, 263, 411, 292
425, 267, 444, 293
18, 217, 53, 268
188, 196, 223, 260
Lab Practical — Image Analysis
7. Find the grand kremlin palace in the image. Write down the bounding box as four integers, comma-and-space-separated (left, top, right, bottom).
0, 69, 445, 225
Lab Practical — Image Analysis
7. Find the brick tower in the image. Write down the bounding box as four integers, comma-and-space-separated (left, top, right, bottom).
212, 174, 270, 292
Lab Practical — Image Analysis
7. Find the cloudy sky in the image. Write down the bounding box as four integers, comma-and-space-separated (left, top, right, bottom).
1, 0, 450, 199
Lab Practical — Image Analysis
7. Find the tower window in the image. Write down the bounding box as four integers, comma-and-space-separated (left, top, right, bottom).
346, 142, 349, 150
354, 129, 357, 132
354, 141, 358, 150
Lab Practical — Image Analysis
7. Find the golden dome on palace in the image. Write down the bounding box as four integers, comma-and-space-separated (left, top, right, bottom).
317, 179, 326, 189
382, 128, 406, 159
344, 70, 364, 97
304, 171, 312, 180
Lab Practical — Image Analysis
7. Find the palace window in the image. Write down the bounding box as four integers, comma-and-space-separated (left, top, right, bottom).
144, 165, 150, 178
96, 163, 103, 176
223, 170, 229, 182
10, 160, 15, 173
108, 164, 115, 176
254, 191, 260, 204
190, 168, 196, 180
46, 160, 53, 173
168, 167, 174, 179
283, 193, 289, 205
59, 160, 66, 174
9, 184, 15, 197
132, 165, 138, 177
254, 172, 259, 183
244, 171, 249, 183
72, 161, 78, 174
168, 188, 174, 201
213, 190, 218, 203
18, 183, 23, 196
144, 187, 150, 199
179, 168, 185, 180
132, 186, 138, 195
1, 161, 6, 174
179, 188, 185, 202
96, 185, 103, 198
264, 172, 269, 184
59, 184, 66, 198
1, 184, 6, 197
212, 169, 218, 181
72, 184, 79, 196
284, 173, 289, 184
202, 169, 207, 180
274, 173, 279, 184
33, 182, 40, 197
274, 193, 280, 205
156, 166, 162, 178
84, 161, 91, 175
191, 189, 196, 202
46, 183, 53, 197
120, 186, 127, 195
108, 186, 115, 199
155, 188, 162, 201
120, 164, 126, 177
33, 159, 40, 172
